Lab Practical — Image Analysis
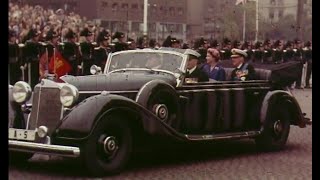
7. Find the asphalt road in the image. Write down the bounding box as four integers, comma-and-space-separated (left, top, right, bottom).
9, 89, 312, 180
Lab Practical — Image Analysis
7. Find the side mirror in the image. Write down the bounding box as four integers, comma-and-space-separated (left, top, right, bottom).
90, 65, 102, 75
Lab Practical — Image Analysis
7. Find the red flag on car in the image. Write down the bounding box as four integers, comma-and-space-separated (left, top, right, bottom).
48, 49, 72, 80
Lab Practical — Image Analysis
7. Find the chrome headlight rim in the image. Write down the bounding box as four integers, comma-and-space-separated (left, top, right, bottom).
60, 84, 79, 107
12, 81, 32, 103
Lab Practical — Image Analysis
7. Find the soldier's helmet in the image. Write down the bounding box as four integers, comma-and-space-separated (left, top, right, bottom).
112, 31, 125, 41
80, 28, 93, 37
223, 38, 231, 46
9, 29, 16, 39
97, 30, 110, 44
305, 41, 311, 47
64, 29, 77, 39
254, 41, 263, 49
45, 29, 59, 41
263, 39, 271, 46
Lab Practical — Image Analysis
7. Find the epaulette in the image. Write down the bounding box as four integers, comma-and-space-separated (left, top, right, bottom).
293, 49, 297, 52
283, 50, 287, 53
39, 42, 47, 46
18, 43, 25, 48
75, 42, 80, 46
59, 42, 65, 46
264, 50, 268, 53
94, 47, 101, 50
92, 42, 97, 46
220, 50, 225, 53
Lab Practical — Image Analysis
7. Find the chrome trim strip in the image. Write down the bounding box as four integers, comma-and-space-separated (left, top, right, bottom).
9, 140, 80, 158
79, 90, 139, 94
178, 87, 270, 93
185, 131, 261, 141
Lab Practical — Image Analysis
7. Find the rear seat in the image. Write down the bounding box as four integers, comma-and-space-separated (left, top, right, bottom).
224, 68, 271, 81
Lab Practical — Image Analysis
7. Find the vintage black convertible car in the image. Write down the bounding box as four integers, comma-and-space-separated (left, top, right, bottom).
9, 48, 311, 176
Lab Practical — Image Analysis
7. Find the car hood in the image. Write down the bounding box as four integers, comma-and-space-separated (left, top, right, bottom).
60, 71, 177, 91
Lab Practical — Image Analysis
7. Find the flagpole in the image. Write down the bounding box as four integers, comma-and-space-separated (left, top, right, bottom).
243, 7, 246, 41
143, 0, 148, 36
255, 0, 259, 42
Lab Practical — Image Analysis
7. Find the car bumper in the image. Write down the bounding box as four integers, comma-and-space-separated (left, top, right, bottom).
9, 140, 80, 158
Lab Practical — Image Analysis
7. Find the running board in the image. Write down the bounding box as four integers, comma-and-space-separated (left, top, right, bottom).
185, 131, 261, 141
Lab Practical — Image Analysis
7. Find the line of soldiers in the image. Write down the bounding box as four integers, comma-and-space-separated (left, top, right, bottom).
193, 38, 312, 88
8, 28, 130, 89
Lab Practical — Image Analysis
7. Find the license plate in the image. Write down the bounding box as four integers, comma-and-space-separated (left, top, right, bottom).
9, 128, 36, 141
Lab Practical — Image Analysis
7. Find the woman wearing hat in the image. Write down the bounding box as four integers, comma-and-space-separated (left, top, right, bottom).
202, 48, 226, 81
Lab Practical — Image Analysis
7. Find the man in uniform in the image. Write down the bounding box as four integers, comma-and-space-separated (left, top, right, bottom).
272, 40, 284, 64
263, 39, 272, 63
252, 41, 264, 63
220, 38, 232, 60
303, 41, 312, 88
61, 29, 80, 76
23, 29, 42, 89
293, 39, 304, 89
9, 30, 21, 85
112, 31, 128, 52
230, 48, 256, 81
93, 30, 111, 70
283, 41, 294, 63
184, 50, 209, 83
39, 29, 61, 80
79, 28, 95, 75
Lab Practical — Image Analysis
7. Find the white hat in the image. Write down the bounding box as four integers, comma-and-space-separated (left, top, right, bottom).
184, 49, 201, 58
231, 48, 248, 58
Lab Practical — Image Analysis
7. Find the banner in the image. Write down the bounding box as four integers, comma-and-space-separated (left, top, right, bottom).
48, 49, 72, 80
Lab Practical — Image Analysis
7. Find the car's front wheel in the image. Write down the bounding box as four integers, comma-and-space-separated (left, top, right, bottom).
81, 115, 133, 176
255, 103, 291, 151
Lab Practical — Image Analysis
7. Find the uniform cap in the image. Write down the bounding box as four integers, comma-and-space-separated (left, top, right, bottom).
80, 28, 93, 37
231, 48, 248, 58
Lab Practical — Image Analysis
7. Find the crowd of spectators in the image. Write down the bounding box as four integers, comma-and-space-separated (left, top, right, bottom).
9, 1, 100, 43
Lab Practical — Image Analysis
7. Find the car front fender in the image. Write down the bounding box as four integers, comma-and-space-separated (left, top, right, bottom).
260, 90, 308, 129
53, 93, 185, 141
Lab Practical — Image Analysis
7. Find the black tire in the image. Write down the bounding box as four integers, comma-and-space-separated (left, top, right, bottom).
255, 103, 291, 151
81, 115, 133, 176
9, 151, 33, 164
136, 81, 180, 128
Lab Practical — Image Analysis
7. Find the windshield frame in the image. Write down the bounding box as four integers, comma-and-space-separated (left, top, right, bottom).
104, 49, 188, 74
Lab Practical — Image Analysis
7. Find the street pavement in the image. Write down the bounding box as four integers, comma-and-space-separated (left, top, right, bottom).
9, 89, 312, 180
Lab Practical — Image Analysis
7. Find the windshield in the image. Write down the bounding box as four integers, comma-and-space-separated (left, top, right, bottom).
106, 51, 184, 73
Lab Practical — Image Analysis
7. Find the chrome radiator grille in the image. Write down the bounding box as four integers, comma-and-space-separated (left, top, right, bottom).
29, 85, 63, 135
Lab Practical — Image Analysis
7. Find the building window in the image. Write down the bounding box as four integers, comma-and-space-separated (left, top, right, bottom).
270, 0, 276, 5
169, 7, 175, 16
178, 7, 183, 15
269, 11, 274, 19
122, 3, 128, 10
132, 3, 138, 10
101, 1, 108, 8
112, 3, 118, 11
278, 10, 283, 18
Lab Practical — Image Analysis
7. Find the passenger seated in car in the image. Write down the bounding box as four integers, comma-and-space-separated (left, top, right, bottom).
202, 48, 226, 81
230, 48, 256, 81
145, 54, 163, 69
185, 51, 209, 83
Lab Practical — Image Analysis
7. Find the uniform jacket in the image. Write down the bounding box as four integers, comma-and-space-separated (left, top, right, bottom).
230, 63, 256, 81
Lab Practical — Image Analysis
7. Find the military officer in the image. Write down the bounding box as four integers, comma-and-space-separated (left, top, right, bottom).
303, 41, 312, 88
262, 39, 272, 63
272, 40, 284, 64
252, 41, 263, 63
61, 29, 80, 76
79, 28, 95, 75
23, 29, 42, 89
220, 38, 232, 60
112, 31, 128, 52
9, 30, 21, 85
230, 48, 256, 81
93, 30, 111, 70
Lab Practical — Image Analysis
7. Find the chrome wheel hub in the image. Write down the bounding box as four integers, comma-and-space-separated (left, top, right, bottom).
273, 120, 283, 136
103, 136, 118, 154
154, 104, 168, 121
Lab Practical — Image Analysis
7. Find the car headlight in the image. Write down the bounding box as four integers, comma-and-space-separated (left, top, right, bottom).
90, 65, 102, 75
12, 81, 32, 103
60, 84, 79, 107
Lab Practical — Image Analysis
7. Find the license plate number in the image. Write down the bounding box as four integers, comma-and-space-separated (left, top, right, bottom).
9, 128, 36, 141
